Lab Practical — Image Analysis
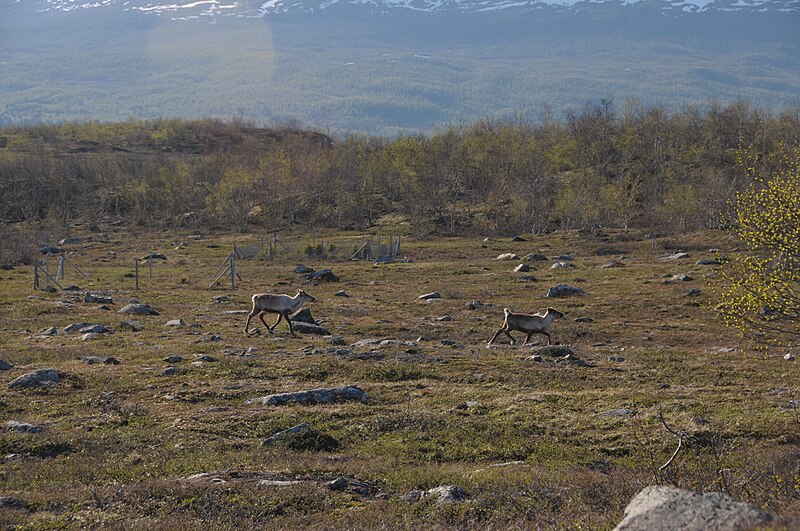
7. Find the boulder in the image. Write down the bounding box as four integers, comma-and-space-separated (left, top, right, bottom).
546, 284, 586, 298
614, 485, 779, 531
524, 253, 548, 262
140, 253, 167, 261
291, 308, 316, 324
58, 237, 82, 245
39, 245, 62, 255
510, 235, 528, 242
335, 290, 349, 297
8, 368, 61, 389
494, 253, 519, 261
659, 252, 690, 261
39, 327, 62, 336
245, 385, 368, 406
696, 258, 723, 265
164, 356, 183, 363
6, 420, 43, 433
262, 423, 311, 446
672, 274, 693, 282
551, 261, 575, 270
294, 264, 314, 274
513, 263, 530, 272
119, 303, 159, 316
291, 321, 330, 335
575, 316, 594, 323
596, 248, 624, 256
84, 292, 113, 304
118, 320, 144, 332
64, 322, 95, 333
78, 324, 112, 334
305, 269, 339, 282
0, 359, 12, 370
165, 319, 186, 327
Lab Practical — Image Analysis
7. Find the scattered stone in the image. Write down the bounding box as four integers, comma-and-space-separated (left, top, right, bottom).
716, 347, 736, 354
79, 324, 112, 334
696, 258, 723, 265
424, 485, 468, 504
64, 322, 94, 333
601, 261, 626, 268
58, 237, 82, 245
294, 264, 314, 274
436, 315, 452, 322
659, 252, 690, 261
164, 356, 183, 363
62, 285, 81, 291
6, 421, 43, 433
8, 368, 61, 389
608, 356, 626, 363
0, 496, 28, 510
245, 385, 368, 406
330, 335, 347, 346
518, 275, 538, 282
81, 333, 99, 341
528, 354, 543, 362
39, 245, 62, 255
684, 288, 702, 297
554, 254, 574, 261
600, 409, 636, 417
118, 320, 144, 332
165, 319, 186, 327
140, 253, 167, 261
212, 295, 230, 303
441, 339, 464, 348
305, 269, 339, 282
672, 274, 693, 282
466, 300, 483, 310
39, 327, 62, 336
162, 366, 179, 376
596, 248, 624, 256
43, 285, 57, 293
263, 423, 311, 446
550, 261, 575, 270
494, 253, 519, 261
511, 235, 528, 242
575, 316, 594, 323
291, 322, 330, 335
546, 284, 586, 298
524, 253, 548, 261
84, 292, 113, 304
79, 356, 119, 365
0, 359, 12, 370
195, 354, 216, 362
613, 485, 780, 530
119, 303, 159, 316
513, 263, 530, 272
784, 353, 795, 361
532, 345, 574, 357
335, 290, 349, 297
225, 310, 248, 315
418, 291, 441, 300
327, 476, 377, 495
291, 308, 315, 324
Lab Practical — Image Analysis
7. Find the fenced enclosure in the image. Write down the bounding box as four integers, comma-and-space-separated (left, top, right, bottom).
350, 235, 401, 261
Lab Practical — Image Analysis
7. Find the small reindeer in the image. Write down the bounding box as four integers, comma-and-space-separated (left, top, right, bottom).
488, 307, 564, 346
244, 289, 316, 336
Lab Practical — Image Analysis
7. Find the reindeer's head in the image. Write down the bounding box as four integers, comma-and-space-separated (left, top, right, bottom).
546, 307, 564, 319
297, 289, 316, 303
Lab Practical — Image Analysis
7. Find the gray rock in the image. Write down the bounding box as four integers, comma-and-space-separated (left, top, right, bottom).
164, 356, 183, 363
291, 321, 330, 335
554, 254, 574, 261
40, 327, 62, 336
6, 420, 43, 433
528, 354, 543, 362
0, 496, 28, 510
162, 366, 179, 376
330, 335, 347, 346
84, 292, 113, 304
614, 485, 779, 531
513, 263, 530, 272
140, 253, 167, 261
550, 261, 575, 270
546, 284, 586, 298
596, 248, 624, 256
291, 308, 316, 324
524, 253, 547, 262
58, 237, 82, 245
608, 356, 626, 362
43, 285, 57, 293
601, 261, 626, 268
436, 315, 453, 322
424, 485, 468, 504
62, 285, 81, 291
79, 356, 119, 365
39, 245, 62, 255
511, 235, 528, 242
64, 322, 95, 333
684, 288, 702, 297
327, 476, 376, 495
494, 253, 519, 261
672, 274, 693, 282
8, 368, 61, 389
305, 269, 339, 282
118, 320, 144, 332
165, 319, 186, 327
294, 264, 314, 274
262, 423, 310, 446
245, 385, 368, 406
195, 354, 216, 362
212, 295, 230, 303
696, 258, 723, 265
784, 353, 795, 361
79, 324, 112, 334
81, 333, 100, 341
466, 300, 483, 310
659, 252, 690, 261
119, 303, 159, 316
575, 316, 594, 323
0, 359, 12, 370
417, 291, 441, 300
335, 290, 349, 297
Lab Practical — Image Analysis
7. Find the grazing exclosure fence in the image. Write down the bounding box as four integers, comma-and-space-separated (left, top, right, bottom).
33, 253, 89, 290
350, 235, 401, 261
233, 235, 290, 260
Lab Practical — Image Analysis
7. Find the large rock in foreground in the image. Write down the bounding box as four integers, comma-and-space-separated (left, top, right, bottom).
245, 385, 368, 406
8, 368, 61, 389
614, 486, 779, 531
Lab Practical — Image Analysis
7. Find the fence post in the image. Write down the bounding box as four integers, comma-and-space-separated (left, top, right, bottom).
231, 254, 237, 289
149, 252, 153, 280
57, 254, 64, 281
135, 258, 139, 290
33, 258, 39, 290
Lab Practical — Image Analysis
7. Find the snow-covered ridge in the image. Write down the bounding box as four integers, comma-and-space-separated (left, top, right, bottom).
31, 0, 800, 17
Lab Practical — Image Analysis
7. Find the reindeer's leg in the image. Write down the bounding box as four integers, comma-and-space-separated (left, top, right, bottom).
244, 309, 257, 334
504, 329, 516, 345
524, 331, 534, 345
488, 327, 505, 345
257, 311, 273, 333
270, 313, 283, 333
541, 330, 551, 345
285, 312, 296, 336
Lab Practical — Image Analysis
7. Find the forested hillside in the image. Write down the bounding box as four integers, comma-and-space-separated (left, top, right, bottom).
1, 100, 799, 246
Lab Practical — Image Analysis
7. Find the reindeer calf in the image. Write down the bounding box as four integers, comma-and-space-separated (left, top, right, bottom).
488, 307, 564, 346
244, 289, 316, 336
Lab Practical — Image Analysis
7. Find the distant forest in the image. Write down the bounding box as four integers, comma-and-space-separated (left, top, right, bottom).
1, 99, 799, 242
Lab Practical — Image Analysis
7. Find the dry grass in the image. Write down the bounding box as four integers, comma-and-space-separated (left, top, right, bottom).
0, 227, 798, 528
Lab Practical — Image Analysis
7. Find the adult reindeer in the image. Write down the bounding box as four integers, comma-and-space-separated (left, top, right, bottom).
244, 289, 316, 336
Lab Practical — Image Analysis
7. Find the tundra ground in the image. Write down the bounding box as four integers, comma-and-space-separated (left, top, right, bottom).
0, 228, 798, 529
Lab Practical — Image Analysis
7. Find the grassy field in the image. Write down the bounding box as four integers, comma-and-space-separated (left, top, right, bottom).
0, 227, 798, 528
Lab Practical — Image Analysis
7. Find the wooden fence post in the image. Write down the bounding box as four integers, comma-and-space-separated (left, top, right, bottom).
135, 258, 139, 290
33, 258, 39, 290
